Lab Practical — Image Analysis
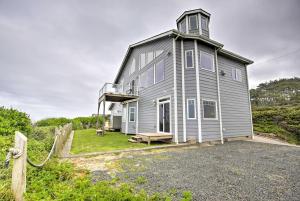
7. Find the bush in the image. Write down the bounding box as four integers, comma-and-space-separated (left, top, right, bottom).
0, 107, 32, 136
35, 117, 71, 127
252, 106, 300, 144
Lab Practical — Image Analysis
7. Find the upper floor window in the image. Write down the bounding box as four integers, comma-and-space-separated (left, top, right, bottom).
200, 51, 214, 72
187, 99, 196, 119
140, 53, 146, 69
185, 50, 194, 68
147, 51, 154, 64
140, 66, 154, 89
203, 100, 217, 120
232, 68, 242, 82
155, 60, 164, 83
129, 58, 135, 75
179, 20, 186, 33
189, 15, 198, 30
201, 16, 208, 31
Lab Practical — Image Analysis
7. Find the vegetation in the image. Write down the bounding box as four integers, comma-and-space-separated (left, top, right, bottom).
250, 77, 299, 107
35, 116, 103, 130
0, 106, 32, 136
71, 129, 151, 154
252, 105, 300, 144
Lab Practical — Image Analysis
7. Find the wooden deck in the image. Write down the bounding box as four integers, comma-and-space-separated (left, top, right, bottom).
136, 133, 173, 145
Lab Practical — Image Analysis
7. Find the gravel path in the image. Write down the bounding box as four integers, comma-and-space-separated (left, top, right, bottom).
92, 141, 300, 201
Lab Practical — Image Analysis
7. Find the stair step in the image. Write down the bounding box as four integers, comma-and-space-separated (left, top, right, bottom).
128, 139, 138, 143
132, 136, 142, 140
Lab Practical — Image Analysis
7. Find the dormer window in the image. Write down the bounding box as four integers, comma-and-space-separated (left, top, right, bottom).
201, 16, 208, 31
179, 20, 186, 33
189, 15, 198, 30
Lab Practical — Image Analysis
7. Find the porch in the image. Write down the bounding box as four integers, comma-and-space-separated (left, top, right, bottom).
96, 83, 139, 133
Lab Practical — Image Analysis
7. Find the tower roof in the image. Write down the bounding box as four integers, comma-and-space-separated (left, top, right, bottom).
176, 8, 211, 23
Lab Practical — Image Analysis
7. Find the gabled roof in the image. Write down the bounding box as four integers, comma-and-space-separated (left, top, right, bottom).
113, 30, 253, 83
176, 8, 211, 23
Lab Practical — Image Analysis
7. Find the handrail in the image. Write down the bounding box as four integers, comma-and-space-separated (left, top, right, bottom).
99, 82, 139, 98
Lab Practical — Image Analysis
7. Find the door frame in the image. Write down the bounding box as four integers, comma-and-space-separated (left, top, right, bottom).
156, 95, 172, 134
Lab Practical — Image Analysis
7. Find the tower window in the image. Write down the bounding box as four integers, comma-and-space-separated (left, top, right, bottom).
180, 20, 186, 33
201, 16, 208, 31
189, 15, 198, 30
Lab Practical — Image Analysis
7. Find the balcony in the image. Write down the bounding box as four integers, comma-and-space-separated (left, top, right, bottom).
98, 83, 139, 103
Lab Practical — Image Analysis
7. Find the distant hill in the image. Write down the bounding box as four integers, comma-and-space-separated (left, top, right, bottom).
250, 77, 300, 107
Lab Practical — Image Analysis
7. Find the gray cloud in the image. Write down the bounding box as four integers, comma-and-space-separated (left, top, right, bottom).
0, 0, 299, 120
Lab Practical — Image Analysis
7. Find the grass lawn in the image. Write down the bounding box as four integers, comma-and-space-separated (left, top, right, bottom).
71, 129, 151, 154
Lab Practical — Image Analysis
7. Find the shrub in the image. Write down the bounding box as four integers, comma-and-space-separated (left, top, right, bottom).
0, 107, 32, 136
35, 117, 71, 127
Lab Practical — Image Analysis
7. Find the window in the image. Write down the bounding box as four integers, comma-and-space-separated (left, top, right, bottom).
203, 100, 217, 119
155, 50, 163, 58
147, 51, 154, 64
189, 15, 198, 30
122, 107, 127, 122
232, 68, 242, 82
140, 53, 146, 68
155, 60, 164, 83
187, 99, 196, 119
129, 107, 135, 122
200, 51, 214, 72
180, 20, 186, 33
185, 50, 194, 68
140, 66, 154, 89
129, 58, 135, 75
201, 16, 208, 31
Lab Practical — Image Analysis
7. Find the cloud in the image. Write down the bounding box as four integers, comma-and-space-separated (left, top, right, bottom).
0, 0, 299, 120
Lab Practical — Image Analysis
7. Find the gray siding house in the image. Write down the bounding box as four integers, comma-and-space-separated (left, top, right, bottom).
98, 8, 253, 144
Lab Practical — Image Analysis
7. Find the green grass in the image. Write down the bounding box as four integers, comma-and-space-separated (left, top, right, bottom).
71, 129, 151, 154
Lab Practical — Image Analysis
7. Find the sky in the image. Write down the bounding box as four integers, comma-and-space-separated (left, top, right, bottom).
0, 0, 299, 120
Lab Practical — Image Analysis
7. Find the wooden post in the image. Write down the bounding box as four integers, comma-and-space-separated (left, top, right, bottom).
12, 132, 27, 201
96, 101, 101, 129
102, 97, 106, 135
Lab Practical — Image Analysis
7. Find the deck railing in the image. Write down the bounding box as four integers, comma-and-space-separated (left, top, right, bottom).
99, 82, 138, 98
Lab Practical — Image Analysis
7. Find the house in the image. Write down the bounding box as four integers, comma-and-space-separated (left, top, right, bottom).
97, 8, 253, 144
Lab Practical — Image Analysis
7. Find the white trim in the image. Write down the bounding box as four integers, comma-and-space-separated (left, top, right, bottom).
185, 49, 194, 68
200, 51, 215, 72
202, 99, 218, 120
136, 101, 139, 134
156, 95, 172, 134
181, 40, 187, 142
173, 38, 178, 143
185, 17, 189, 34
245, 65, 254, 139
187, 98, 197, 120
194, 40, 202, 143
215, 49, 224, 144
198, 13, 202, 35
129, 107, 135, 122
125, 103, 129, 134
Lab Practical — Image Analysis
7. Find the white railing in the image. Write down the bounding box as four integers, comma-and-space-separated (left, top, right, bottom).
99, 83, 138, 98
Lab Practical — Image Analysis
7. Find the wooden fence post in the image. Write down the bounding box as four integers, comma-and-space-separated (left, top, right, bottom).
12, 131, 27, 201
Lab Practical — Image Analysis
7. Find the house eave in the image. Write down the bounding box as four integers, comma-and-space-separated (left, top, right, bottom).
218, 49, 254, 65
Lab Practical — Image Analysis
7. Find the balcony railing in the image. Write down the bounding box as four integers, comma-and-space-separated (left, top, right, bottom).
99, 83, 138, 99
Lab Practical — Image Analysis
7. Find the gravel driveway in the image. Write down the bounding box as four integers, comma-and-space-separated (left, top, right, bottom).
92, 141, 300, 201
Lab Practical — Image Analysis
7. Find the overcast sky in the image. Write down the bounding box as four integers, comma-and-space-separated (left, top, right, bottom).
0, 0, 299, 120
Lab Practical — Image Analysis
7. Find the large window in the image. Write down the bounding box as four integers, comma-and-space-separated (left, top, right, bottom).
201, 16, 208, 31
232, 68, 242, 82
140, 66, 154, 89
203, 100, 217, 119
129, 107, 135, 122
189, 15, 198, 30
155, 60, 164, 83
147, 51, 154, 64
129, 58, 135, 75
155, 50, 163, 58
140, 53, 146, 69
200, 51, 214, 72
187, 99, 196, 119
185, 50, 194, 68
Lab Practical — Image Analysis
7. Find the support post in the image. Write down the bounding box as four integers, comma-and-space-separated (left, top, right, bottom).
12, 132, 27, 201
96, 100, 101, 129
102, 97, 106, 135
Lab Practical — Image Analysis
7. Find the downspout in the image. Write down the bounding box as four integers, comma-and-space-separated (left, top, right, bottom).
173, 36, 179, 144
245, 64, 254, 139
